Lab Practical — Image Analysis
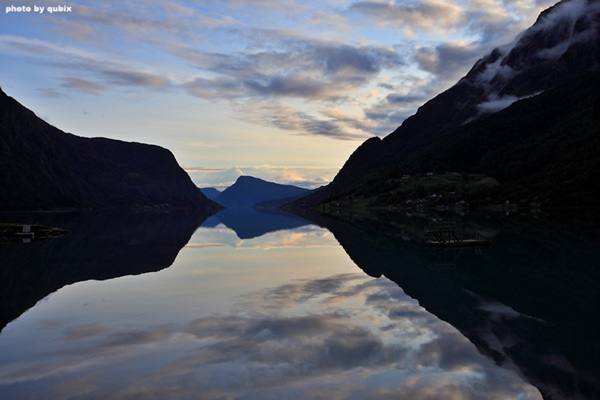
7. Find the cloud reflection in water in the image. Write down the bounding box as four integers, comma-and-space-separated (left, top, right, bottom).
0, 272, 541, 399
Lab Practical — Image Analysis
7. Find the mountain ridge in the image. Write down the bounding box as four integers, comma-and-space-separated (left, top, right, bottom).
215, 175, 310, 208
200, 187, 221, 201
0, 87, 220, 211
292, 0, 600, 210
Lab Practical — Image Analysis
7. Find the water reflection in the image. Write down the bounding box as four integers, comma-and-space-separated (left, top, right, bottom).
194, 216, 334, 251
1, 210, 596, 399
312, 211, 600, 400
0, 223, 69, 243
0, 272, 540, 399
0, 210, 210, 332
208, 206, 311, 239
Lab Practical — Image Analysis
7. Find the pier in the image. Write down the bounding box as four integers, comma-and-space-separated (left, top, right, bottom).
425, 222, 490, 248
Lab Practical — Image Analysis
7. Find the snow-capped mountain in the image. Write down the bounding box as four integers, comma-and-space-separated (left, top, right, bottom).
466, 0, 600, 113
295, 0, 600, 208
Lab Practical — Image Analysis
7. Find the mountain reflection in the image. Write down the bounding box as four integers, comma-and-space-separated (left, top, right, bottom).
311, 211, 600, 400
207, 206, 311, 239
0, 210, 210, 332
0, 273, 541, 400
1, 210, 597, 399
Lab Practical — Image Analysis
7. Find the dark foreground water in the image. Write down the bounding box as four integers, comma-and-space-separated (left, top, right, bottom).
0, 209, 598, 399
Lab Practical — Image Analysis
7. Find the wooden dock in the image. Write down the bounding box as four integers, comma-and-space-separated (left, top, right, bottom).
425, 222, 490, 248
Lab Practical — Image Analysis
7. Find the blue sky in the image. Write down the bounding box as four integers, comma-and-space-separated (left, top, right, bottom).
1, 0, 555, 189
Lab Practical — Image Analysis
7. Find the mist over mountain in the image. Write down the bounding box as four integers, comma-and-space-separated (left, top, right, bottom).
298, 0, 600, 209
0, 87, 219, 211
216, 175, 310, 208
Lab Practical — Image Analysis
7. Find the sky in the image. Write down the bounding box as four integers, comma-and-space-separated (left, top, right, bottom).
0, 0, 557, 190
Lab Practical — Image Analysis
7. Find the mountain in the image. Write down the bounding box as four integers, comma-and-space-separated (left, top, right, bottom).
215, 175, 310, 208
200, 187, 221, 201
0, 87, 220, 211
297, 0, 600, 209
254, 187, 320, 210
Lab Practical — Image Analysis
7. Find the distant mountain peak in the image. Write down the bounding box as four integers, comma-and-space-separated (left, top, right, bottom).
216, 176, 310, 208
234, 175, 268, 184
199, 187, 221, 201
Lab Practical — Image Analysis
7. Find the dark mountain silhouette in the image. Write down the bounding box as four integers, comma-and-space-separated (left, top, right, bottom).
308, 210, 600, 400
204, 176, 314, 238
294, 0, 600, 209
0, 209, 211, 333
216, 175, 310, 208
254, 187, 320, 210
0, 87, 220, 211
200, 187, 221, 201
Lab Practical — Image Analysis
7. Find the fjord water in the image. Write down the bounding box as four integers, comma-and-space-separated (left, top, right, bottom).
0, 210, 598, 399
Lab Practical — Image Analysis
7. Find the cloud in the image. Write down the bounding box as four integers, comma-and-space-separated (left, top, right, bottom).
181, 313, 398, 382
179, 35, 404, 102
226, 0, 310, 17
184, 165, 337, 189
348, 0, 555, 49
0, 35, 170, 91
37, 88, 68, 98
477, 94, 520, 113
414, 41, 483, 83
488, 0, 600, 71
243, 75, 333, 99
62, 77, 105, 95
101, 69, 168, 88
190, 222, 336, 251
364, 91, 432, 136
530, 0, 600, 58
316, 44, 386, 75
349, 0, 558, 88
184, 166, 246, 189
0, 273, 543, 399
64, 323, 108, 340
386, 93, 426, 104
41, 0, 226, 42
350, 0, 465, 34
469, 0, 600, 113
166, 32, 406, 139
295, 112, 357, 139
0, 0, 563, 144
233, 102, 373, 140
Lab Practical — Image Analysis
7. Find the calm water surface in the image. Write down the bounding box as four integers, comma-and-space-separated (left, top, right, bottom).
0, 210, 596, 399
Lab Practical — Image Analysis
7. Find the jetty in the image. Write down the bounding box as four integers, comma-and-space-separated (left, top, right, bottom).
0, 223, 69, 243
425, 222, 490, 248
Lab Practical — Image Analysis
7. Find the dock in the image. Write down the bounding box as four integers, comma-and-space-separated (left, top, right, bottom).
425, 222, 490, 248
0, 223, 69, 243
